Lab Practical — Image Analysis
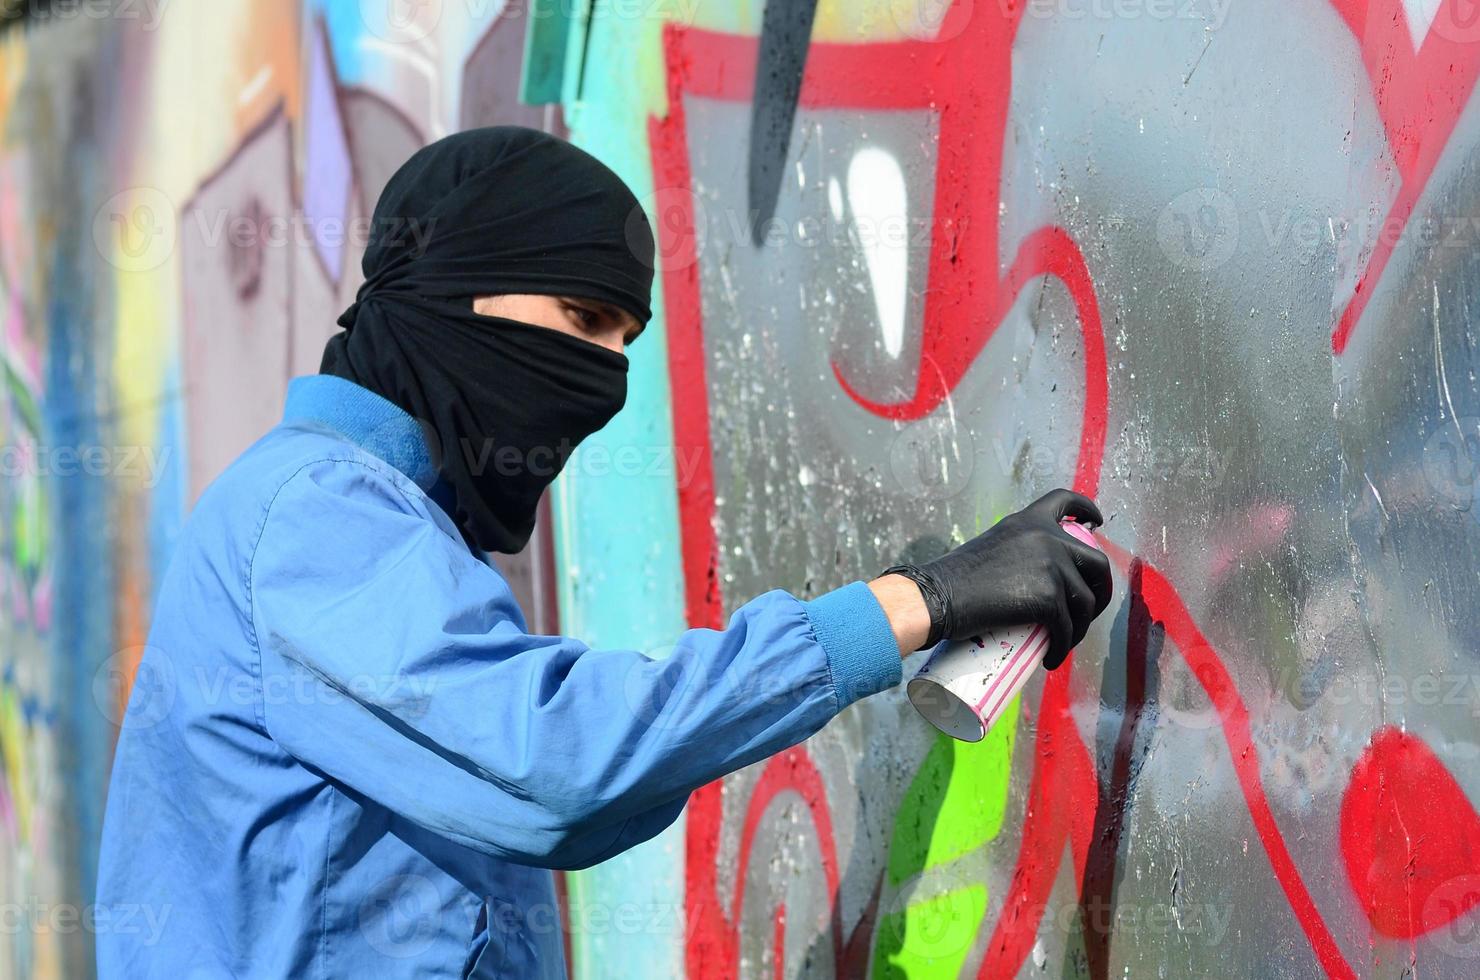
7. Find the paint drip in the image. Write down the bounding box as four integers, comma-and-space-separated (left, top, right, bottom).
906, 518, 1103, 742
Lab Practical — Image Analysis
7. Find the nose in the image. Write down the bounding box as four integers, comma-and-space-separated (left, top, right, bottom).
598, 329, 626, 357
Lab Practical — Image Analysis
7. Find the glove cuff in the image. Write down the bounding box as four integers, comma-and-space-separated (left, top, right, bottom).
880, 563, 947, 650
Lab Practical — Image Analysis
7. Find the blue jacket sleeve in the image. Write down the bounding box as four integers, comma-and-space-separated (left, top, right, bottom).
248, 457, 901, 870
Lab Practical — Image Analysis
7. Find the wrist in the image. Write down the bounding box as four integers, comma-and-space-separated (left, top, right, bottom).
880, 563, 947, 648
868, 574, 932, 656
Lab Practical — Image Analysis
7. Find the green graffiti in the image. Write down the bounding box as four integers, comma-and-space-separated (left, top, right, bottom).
520, 0, 577, 104
873, 699, 1018, 977
14, 482, 45, 579
3, 357, 42, 434
888, 700, 1018, 885
3, 355, 47, 578
874, 884, 988, 980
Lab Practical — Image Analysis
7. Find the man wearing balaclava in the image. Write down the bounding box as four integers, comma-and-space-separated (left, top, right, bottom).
96, 128, 1112, 978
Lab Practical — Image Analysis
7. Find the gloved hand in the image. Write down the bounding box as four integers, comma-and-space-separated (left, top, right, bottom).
883, 488, 1114, 668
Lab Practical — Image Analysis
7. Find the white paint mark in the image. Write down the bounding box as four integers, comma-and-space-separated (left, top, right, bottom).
1365, 472, 1390, 523
357, 37, 446, 138
1402, 0, 1441, 51
238, 65, 273, 107
827, 177, 844, 223
846, 147, 908, 359
1434, 282, 1465, 446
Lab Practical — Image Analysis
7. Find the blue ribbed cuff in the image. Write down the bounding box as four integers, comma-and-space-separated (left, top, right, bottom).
803, 581, 903, 710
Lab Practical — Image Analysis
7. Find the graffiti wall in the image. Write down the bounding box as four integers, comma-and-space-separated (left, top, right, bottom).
1, 0, 1479, 976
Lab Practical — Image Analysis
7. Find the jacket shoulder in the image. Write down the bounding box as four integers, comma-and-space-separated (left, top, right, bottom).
186, 420, 451, 557
214, 420, 423, 502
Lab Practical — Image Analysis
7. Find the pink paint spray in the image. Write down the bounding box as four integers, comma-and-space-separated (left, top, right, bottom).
906, 518, 1103, 742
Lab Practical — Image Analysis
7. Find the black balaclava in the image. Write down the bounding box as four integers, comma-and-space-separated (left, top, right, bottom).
321, 126, 656, 554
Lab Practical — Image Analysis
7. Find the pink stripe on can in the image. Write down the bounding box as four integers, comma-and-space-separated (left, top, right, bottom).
973, 627, 1048, 715
980, 633, 1047, 728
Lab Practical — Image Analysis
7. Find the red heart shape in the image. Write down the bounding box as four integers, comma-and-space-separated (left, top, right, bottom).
1340, 726, 1480, 938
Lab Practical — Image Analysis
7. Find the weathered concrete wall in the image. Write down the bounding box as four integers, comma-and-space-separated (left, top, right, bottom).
1, 1, 1478, 977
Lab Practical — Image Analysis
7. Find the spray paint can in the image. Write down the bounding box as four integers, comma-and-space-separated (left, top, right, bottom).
906, 518, 1103, 742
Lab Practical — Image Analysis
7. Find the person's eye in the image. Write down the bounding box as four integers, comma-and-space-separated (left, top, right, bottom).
565, 304, 598, 329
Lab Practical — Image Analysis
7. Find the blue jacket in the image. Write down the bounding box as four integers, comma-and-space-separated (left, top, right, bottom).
95, 374, 902, 978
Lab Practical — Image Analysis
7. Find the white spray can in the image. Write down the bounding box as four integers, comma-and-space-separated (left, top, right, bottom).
906, 518, 1103, 742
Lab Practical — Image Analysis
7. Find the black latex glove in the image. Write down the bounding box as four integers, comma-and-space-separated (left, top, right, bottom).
883, 488, 1114, 669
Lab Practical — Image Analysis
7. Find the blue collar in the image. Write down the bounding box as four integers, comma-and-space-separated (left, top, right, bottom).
282, 375, 440, 492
